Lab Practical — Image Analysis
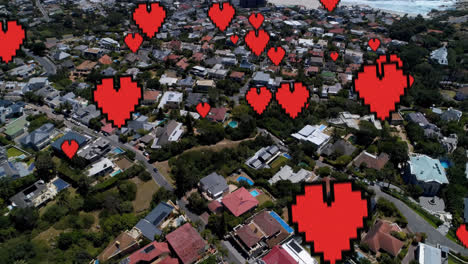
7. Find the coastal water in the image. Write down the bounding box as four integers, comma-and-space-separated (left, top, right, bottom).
267, 0, 457, 15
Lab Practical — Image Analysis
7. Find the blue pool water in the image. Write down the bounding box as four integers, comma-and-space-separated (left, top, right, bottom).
283, 153, 291, 159
53, 178, 70, 192
270, 211, 294, 234
113, 147, 125, 154
439, 159, 451, 169
250, 190, 260, 197
319, 125, 327, 131
110, 169, 122, 177
237, 176, 254, 185
228, 121, 238, 128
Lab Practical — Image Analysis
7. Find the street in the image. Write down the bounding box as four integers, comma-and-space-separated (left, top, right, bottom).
23, 48, 57, 76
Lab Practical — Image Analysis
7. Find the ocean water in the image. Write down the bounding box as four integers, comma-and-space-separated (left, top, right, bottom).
267, 0, 456, 15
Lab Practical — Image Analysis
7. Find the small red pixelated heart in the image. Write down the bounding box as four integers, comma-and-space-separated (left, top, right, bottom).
246, 87, 272, 115
0, 21, 26, 63
133, 2, 166, 38
248, 12, 264, 30
245, 29, 270, 56
61, 140, 79, 159
368, 38, 381, 51
230, 35, 239, 45
208, 2, 235, 32
267, 47, 285, 66
330, 51, 339, 62
354, 54, 413, 120
291, 182, 369, 264
94, 77, 142, 128
457, 224, 468, 248
125, 33, 143, 53
275, 82, 310, 119
319, 0, 341, 12
196, 102, 211, 118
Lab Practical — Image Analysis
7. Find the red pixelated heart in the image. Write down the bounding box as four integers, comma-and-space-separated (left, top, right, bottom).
94, 77, 142, 128
319, 0, 341, 12
291, 182, 369, 264
267, 47, 285, 66
248, 12, 264, 30
245, 29, 270, 56
133, 2, 166, 39
196, 102, 211, 118
354, 54, 413, 120
0, 21, 26, 63
330, 51, 339, 62
208, 2, 235, 32
246, 87, 272, 115
61, 140, 79, 159
230, 35, 239, 45
275, 82, 310, 119
368, 38, 381, 51
125, 33, 143, 53
457, 224, 468, 248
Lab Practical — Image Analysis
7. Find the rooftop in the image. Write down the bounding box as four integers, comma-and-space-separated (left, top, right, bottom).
166, 223, 206, 264
222, 187, 258, 217
409, 154, 448, 184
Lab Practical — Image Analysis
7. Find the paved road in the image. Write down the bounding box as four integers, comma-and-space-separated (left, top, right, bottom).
23, 49, 57, 76
221, 240, 245, 264
231, 78, 251, 104
257, 127, 288, 152
371, 185, 468, 256
35, 0, 50, 22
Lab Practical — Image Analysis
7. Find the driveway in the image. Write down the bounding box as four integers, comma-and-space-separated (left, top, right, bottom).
221, 240, 245, 264
371, 186, 468, 256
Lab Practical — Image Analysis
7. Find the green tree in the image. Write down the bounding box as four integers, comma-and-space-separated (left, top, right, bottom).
118, 181, 137, 201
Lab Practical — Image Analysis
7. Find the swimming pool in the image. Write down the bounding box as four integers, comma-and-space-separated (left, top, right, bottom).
270, 211, 294, 234
113, 147, 125, 154
228, 121, 238, 128
250, 190, 260, 197
439, 159, 451, 169
110, 169, 122, 177
283, 153, 292, 159
319, 124, 327, 131
237, 176, 254, 185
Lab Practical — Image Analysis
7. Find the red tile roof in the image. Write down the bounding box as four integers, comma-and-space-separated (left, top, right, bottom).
99, 55, 112, 65
252, 211, 282, 237
208, 107, 227, 122
159, 256, 180, 264
262, 245, 297, 264
329, 28, 344, 34
362, 220, 404, 256
222, 187, 258, 217
236, 224, 262, 248
144, 90, 160, 101
166, 223, 206, 264
124, 241, 170, 264
101, 119, 116, 134
354, 152, 390, 170
208, 200, 223, 213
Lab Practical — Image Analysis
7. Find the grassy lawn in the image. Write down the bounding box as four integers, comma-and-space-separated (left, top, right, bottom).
7, 147, 24, 158
33, 227, 63, 246
270, 155, 288, 169
130, 177, 159, 213
255, 193, 272, 205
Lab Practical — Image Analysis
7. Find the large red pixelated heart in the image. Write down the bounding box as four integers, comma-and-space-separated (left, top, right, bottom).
249, 12, 264, 30
61, 140, 79, 159
196, 102, 211, 118
319, 0, 341, 12
133, 3, 166, 38
330, 51, 339, 62
354, 54, 413, 120
125, 33, 143, 53
245, 29, 270, 56
230, 35, 239, 45
208, 2, 235, 32
94, 77, 142, 128
267, 47, 285, 66
291, 182, 368, 264
368, 38, 381, 51
457, 224, 468, 248
246, 87, 272, 115
275, 82, 310, 119
0, 21, 26, 63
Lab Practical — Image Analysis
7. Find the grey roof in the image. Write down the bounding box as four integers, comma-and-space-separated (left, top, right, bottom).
185, 93, 204, 107
406, 112, 429, 127
20, 123, 54, 148
10, 180, 47, 208
417, 243, 442, 264
321, 139, 356, 157
135, 202, 174, 241
51, 131, 88, 151
252, 71, 271, 83
200, 172, 228, 197
441, 108, 462, 122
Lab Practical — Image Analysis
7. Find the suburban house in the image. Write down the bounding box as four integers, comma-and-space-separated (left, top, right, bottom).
320, 139, 356, 157
261, 245, 297, 264
353, 151, 390, 170
98, 228, 142, 263
4, 115, 27, 139
142, 90, 161, 105
19, 123, 55, 150
228, 211, 291, 259
361, 220, 404, 257
268, 165, 314, 185
51, 131, 89, 154
87, 158, 114, 177
207, 107, 227, 123
441, 107, 462, 122
280, 238, 318, 264
166, 223, 207, 264
119, 241, 177, 264
245, 145, 280, 170
291, 125, 331, 152
415, 243, 443, 264
152, 120, 184, 149
73, 60, 97, 77
199, 172, 229, 199
135, 202, 175, 241
405, 154, 449, 196
158, 92, 183, 109
77, 137, 111, 162
10, 180, 51, 208
222, 187, 258, 217
430, 46, 448, 65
